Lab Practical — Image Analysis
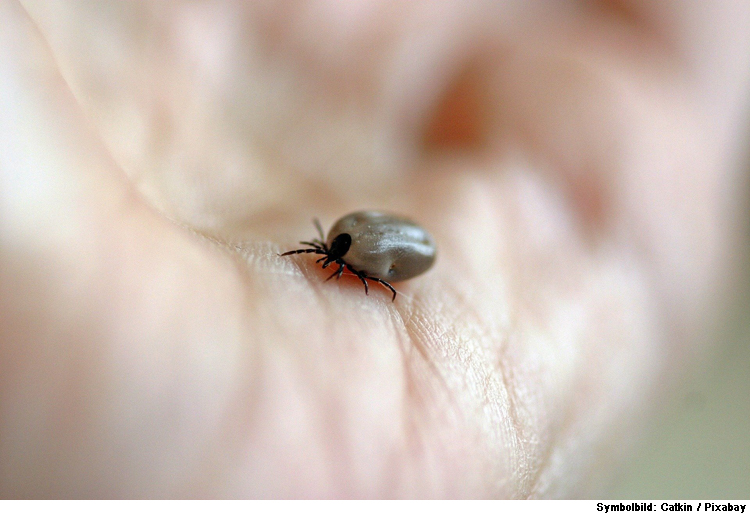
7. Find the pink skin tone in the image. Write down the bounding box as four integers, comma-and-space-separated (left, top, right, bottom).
1, 1, 749, 497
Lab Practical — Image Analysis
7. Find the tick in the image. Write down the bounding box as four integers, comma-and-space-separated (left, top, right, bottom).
280, 211, 437, 301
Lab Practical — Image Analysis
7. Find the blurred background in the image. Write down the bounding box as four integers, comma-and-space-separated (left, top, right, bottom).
610, 179, 750, 499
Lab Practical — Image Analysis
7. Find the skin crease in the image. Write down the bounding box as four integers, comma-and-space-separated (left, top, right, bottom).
1, 0, 749, 498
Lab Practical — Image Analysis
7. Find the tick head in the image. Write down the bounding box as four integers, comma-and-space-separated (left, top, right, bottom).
328, 233, 352, 260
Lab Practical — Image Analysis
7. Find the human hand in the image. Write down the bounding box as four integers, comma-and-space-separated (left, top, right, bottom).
2, 0, 749, 497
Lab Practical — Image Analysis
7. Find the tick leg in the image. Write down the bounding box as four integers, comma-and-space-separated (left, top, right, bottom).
300, 241, 322, 250
346, 265, 369, 295
280, 248, 325, 257
359, 275, 370, 295
370, 277, 398, 302
308, 239, 329, 251
313, 218, 325, 241
325, 263, 345, 282
311, 237, 328, 249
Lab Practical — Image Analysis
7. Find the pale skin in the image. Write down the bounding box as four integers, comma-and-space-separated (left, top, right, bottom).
1, 1, 749, 498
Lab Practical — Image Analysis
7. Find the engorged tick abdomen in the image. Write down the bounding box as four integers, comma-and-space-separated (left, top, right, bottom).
325, 211, 436, 282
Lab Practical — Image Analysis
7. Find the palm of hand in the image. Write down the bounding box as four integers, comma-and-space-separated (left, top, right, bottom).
1, 1, 748, 497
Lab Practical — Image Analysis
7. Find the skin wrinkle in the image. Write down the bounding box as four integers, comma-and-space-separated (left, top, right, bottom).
393, 302, 440, 476
397, 274, 524, 497
517, 327, 577, 495
384, 308, 417, 496
398, 302, 461, 495
525, 336, 581, 498
384, 303, 434, 497
494, 341, 534, 498
484, 172, 627, 497
448, 175, 554, 496
447, 279, 527, 496
484, 339, 529, 497
512, 301, 586, 498
399, 300, 451, 396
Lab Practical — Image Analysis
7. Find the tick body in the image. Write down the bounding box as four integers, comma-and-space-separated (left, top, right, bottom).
280, 211, 436, 301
